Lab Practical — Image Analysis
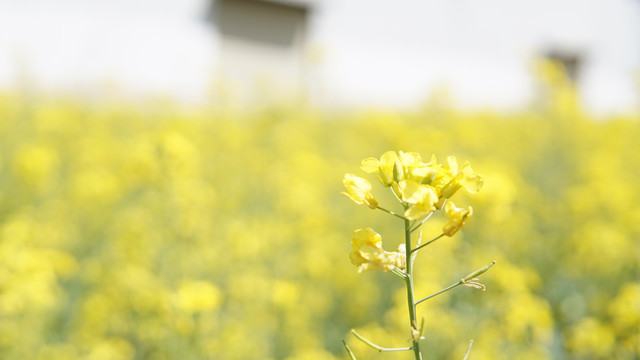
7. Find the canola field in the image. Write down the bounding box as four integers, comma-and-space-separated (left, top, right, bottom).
0, 79, 638, 359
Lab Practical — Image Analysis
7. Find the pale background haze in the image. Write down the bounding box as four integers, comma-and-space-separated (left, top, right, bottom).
0, 0, 638, 113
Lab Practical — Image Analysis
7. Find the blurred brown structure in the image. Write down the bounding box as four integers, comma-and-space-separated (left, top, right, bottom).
210, 0, 312, 100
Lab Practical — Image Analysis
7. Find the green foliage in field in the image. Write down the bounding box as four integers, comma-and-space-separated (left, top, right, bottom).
0, 74, 638, 359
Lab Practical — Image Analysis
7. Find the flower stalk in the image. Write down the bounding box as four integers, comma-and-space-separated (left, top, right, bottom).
341, 151, 492, 360
376, 205, 409, 221
350, 329, 413, 352
404, 217, 423, 359
410, 233, 445, 254
462, 340, 474, 360
410, 210, 435, 233
342, 340, 357, 360
415, 261, 496, 306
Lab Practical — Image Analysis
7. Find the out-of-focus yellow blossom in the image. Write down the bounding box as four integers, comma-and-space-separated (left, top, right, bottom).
349, 228, 405, 273
442, 201, 473, 236
284, 349, 338, 360
271, 280, 300, 308
12, 144, 59, 188
398, 179, 439, 220
173, 279, 222, 314
0, 85, 638, 359
608, 282, 640, 333
36, 343, 78, 360
342, 173, 378, 209
87, 338, 134, 360
71, 168, 121, 206
567, 317, 616, 358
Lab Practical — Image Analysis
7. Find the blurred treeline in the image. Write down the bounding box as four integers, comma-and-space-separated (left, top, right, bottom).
0, 65, 638, 359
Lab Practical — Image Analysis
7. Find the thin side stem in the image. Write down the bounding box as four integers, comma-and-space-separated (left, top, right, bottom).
342, 340, 357, 360
390, 185, 404, 205
410, 211, 435, 233
350, 330, 413, 352
415, 281, 460, 306
410, 233, 445, 254
376, 205, 408, 221
391, 267, 408, 280
462, 340, 474, 360
411, 231, 422, 264
415, 261, 496, 306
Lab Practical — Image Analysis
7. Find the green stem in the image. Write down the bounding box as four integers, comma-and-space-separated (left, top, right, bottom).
415, 281, 460, 306
415, 261, 496, 306
377, 205, 409, 221
410, 233, 445, 254
410, 211, 435, 233
350, 329, 413, 352
342, 340, 357, 360
390, 185, 404, 205
462, 340, 474, 360
391, 267, 408, 280
404, 218, 423, 360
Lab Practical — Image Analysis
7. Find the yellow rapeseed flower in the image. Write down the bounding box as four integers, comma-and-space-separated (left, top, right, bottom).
443, 201, 473, 237
349, 228, 405, 273
439, 157, 483, 199
357, 151, 481, 219
360, 151, 399, 187
403, 153, 438, 185
398, 179, 439, 220
397, 151, 432, 182
342, 174, 378, 209
361, 151, 439, 187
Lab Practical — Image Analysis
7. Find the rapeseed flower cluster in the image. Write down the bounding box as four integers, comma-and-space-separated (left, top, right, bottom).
357, 151, 482, 219
342, 151, 491, 359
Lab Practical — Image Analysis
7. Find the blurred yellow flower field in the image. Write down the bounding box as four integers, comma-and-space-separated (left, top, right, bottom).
0, 74, 638, 359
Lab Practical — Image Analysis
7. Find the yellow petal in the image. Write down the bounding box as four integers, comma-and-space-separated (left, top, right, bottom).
402, 183, 438, 220
360, 157, 380, 173
443, 202, 473, 236
399, 151, 422, 167
460, 164, 484, 194
342, 173, 377, 208
378, 151, 399, 186
398, 179, 420, 202
351, 228, 382, 251
399, 180, 437, 205
380, 151, 400, 166
447, 156, 459, 175
405, 205, 431, 220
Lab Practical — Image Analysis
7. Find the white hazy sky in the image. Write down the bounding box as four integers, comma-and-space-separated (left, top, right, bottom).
0, 0, 217, 100
0, 0, 638, 113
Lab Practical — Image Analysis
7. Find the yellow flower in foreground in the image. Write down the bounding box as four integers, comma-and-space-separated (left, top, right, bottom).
360, 151, 399, 187
398, 180, 439, 220
361, 150, 438, 187
439, 156, 484, 200
398, 151, 436, 183
349, 228, 405, 273
342, 174, 378, 209
443, 201, 473, 236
